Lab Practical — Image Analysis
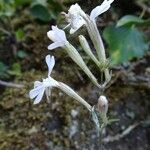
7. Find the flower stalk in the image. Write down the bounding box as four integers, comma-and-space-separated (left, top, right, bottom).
64, 42, 101, 88
58, 82, 92, 111
80, 14, 111, 84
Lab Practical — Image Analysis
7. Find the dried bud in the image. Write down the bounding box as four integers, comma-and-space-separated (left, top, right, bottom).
97, 95, 108, 115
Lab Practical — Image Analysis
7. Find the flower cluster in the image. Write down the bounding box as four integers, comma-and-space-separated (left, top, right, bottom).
64, 0, 114, 33
29, 0, 114, 113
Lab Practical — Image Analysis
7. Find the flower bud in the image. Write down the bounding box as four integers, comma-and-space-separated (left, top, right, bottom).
97, 95, 108, 115
79, 35, 100, 68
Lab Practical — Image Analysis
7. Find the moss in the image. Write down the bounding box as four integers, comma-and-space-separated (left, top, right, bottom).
0, 67, 149, 149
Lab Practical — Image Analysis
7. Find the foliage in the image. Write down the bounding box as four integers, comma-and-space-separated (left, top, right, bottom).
7, 63, 22, 76
0, 0, 62, 22
103, 15, 149, 65
0, 61, 22, 78
15, 29, 25, 41
117, 15, 150, 27
0, 61, 8, 78
30, 3, 51, 22
103, 25, 149, 65
0, 0, 63, 79
30, 0, 62, 22
0, 0, 15, 17
17, 50, 27, 58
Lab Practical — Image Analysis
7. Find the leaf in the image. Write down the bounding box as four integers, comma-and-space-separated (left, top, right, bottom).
17, 50, 27, 58
0, 61, 9, 78
117, 15, 150, 27
31, 0, 47, 6
0, 1, 15, 17
91, 106, 100, 132
47, 0, 63, 19
103, 25, 149, 65
14, 0, 31, 7
7, 63, 21, 76
15, 29, 25, 41
30, 4, 51, 22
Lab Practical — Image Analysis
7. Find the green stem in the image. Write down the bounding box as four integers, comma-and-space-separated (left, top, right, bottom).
98, 125, 105, 150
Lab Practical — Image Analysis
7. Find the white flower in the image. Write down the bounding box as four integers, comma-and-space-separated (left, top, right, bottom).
65, 0, 114, 33
29, 55, 58, 104
67, 3, 86, 34
47, 26, 67, 50
90, 0, 114, 21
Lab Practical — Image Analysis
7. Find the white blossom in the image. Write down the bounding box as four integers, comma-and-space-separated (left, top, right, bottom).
65, 0, 114, 33
90, 0, 114, 21
47, 26, 67, 50
29, 55, 58, 104
65, 3, 86, 34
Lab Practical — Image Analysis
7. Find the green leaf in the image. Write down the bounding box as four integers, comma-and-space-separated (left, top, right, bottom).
32, 0, 47, 6
117, 15, 150, 27
0, 61, 9, 78
17, 50, 27, 58
7, 63, 21, 76
15, 29, 25, 41
103, 25, 149, 65
14, 0, 31, 7
30, 4, 51, 22
91, 106, 100, 132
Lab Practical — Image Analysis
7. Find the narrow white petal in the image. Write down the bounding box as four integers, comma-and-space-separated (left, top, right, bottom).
29, 85, 44, 99
48, 42, 65, 50
67, 3, 86, 34
34, 81, 42, 88
90, 0, 114, 21
45, 55, 55, 76
33, 87, 45, 104
47, 26, 67, 43
69, 17, 85, 34
47, 30, 56, 42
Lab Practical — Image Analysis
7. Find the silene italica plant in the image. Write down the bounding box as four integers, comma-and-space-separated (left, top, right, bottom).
29, 0, 114, 149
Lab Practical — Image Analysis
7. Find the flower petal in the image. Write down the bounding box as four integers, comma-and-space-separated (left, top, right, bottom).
34, 81, 42, 88
47, 30, 56, 42
33, 87, 45, 104
47, 26, 67, 44
52, 26, 67, 42
69, 17, 85, 34
29, 85, 44, 99
48, 42, 64, 50
45, 55, 55, 76
90, 0, 114, 21
67, 4, 85, 34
